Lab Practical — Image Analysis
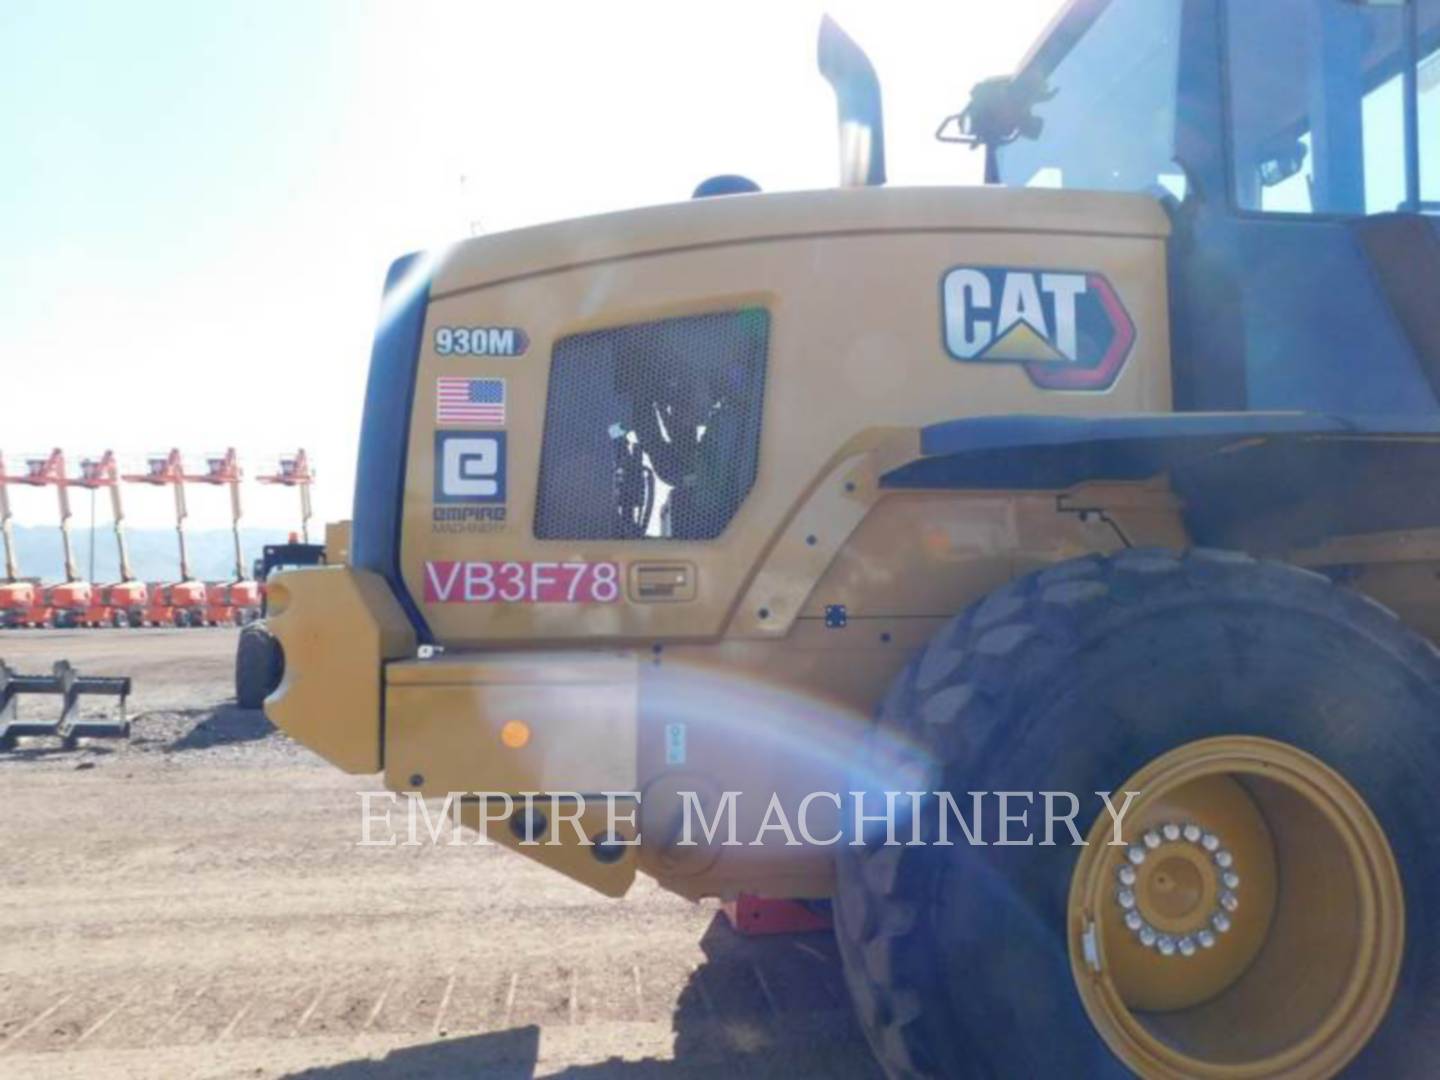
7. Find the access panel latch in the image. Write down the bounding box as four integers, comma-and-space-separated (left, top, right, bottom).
630, 562, 697, 603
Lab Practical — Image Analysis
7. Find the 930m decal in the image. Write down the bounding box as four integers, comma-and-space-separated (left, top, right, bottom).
941, 267, 1135, 391
434, 326, 529, 357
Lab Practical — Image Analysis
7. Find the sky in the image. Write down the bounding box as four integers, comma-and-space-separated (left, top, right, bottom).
0, 0, 1066, 530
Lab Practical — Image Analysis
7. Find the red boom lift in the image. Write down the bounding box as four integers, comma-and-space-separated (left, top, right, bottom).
188, 449, 261, 625
72, 452, 149, 628
125, 450, 207, 627
257, 449, 314, 542
0, 452, 48, 628
18, 450, 93, 628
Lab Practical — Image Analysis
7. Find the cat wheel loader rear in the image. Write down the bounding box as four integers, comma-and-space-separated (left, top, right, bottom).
265, 1, 1440, 1076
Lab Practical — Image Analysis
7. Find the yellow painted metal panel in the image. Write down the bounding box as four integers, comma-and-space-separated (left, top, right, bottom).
384, 652, 638, 794
263, 567, 416, 773
403, 187, 1173, 648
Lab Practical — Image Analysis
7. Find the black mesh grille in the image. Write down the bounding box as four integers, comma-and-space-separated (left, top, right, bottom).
535, 309, 770, 541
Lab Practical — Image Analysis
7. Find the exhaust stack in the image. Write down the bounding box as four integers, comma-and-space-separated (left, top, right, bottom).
818, 16, 887, 188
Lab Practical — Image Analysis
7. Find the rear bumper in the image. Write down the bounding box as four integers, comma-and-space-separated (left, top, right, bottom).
265, 567, 640, 790
263, 567, 848, 902
264, 566, 642, 894
263, 567, 416, 772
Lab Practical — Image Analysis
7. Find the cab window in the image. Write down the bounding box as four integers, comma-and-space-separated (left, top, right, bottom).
1423, 0, 1440, 206
1229, 0, 1440, 215
994, 0, 1186, 198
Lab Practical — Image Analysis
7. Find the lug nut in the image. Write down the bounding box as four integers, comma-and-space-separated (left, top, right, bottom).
1117, 865, 1137, 887
1183, 823, 1202, 843
1117, 888, 1136, 910
1178, 936, 1197, 957
1143, 830, 1162, 850
1127, 844, 1147, 866
1219, 890, 1239, 913
1214, 849, 1234, 869
1162, 823, 1180, 842
1124, 911, 1144, 931
1222, 870, 1240, 890
1201, 832, 1220, 852
1197, 929, 1216, 949
1139, 926, 1157, 948
1157, 936, 1176, 956
1213, 912, 1232, 934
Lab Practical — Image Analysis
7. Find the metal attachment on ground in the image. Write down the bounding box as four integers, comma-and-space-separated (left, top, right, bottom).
0, 659, 131, 750
1114, 821, 1239, 958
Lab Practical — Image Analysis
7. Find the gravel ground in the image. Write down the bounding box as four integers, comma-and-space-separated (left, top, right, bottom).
0, 627, 313, 770
0, 628, 878, 1079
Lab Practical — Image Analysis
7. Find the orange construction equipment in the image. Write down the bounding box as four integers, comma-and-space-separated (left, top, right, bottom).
187, 449, 261, 626
124, 450, 208, 627
72, 452, 149, 628
17, 450, 93, 628
0, 452, 48, 628
257, 449, 314, 544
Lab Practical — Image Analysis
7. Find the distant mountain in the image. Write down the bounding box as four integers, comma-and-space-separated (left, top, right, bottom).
4, 525, 299, 583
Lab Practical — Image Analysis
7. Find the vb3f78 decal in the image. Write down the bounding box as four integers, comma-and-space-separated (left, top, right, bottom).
941, 267, 1135, 391
424, 561, 621, 604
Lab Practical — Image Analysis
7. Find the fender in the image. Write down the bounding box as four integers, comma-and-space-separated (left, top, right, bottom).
881, 412, 1440, 552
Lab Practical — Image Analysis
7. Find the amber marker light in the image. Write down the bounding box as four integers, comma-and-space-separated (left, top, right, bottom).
500, 721, 531, 750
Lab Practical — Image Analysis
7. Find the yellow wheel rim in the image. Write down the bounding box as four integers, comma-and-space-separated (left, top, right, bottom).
1068, 737, 1404, 1079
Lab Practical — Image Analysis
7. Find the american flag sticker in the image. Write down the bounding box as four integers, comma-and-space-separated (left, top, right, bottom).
436, 377, 506, 426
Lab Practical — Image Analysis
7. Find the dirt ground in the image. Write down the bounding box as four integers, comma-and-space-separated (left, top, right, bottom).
0, 629, 879, 1080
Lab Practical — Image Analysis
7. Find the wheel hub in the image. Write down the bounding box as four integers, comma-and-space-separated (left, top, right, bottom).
1116, 822, 1238, 957
1067, 736, 1403, 1079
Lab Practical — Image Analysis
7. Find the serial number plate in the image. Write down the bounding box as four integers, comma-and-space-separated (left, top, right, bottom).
424, 560, 621, 604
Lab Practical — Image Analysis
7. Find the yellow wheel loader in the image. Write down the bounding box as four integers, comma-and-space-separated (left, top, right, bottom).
266, 1, 1440, 1075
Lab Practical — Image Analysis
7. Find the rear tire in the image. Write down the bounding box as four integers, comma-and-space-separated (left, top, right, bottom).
235, 622, 283, 710
835, 549, 1440, 1079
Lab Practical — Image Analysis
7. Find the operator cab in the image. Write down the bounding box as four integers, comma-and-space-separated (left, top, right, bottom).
254, 541, 326, 581
956, 0, 1440, 418
984, 0, 1439, 217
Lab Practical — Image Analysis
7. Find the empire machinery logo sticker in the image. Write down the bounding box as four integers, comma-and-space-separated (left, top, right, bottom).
432, 431, 508, 534
941, 266, 1136, 391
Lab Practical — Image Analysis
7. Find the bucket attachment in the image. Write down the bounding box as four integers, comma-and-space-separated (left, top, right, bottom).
0, 660, 131, 749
